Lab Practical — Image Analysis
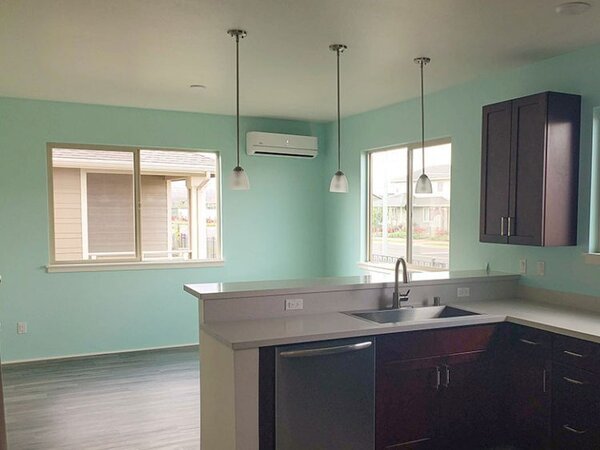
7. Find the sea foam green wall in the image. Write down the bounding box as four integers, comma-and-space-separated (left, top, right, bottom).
324, 44, 600, 297
0, 98, 328, 362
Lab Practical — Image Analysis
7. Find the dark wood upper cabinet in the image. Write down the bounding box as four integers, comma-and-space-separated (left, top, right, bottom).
480, 91, 581, 246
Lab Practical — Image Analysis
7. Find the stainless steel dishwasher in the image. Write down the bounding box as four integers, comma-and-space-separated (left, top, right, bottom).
275, 337, 375, 450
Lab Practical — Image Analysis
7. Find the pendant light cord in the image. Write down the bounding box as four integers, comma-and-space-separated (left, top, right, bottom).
337, 48, 341, 172
236, 34, 240, 168
420, 59, 425, 176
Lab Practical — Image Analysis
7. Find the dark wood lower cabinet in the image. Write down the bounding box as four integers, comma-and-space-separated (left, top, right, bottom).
259, 323, 600, 450
376, 357, 441, 449
440, 352, 501, 448
375, 325, 503, 450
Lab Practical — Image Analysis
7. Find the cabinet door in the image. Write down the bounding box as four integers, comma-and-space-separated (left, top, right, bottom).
508, 93, 547, 245
507, 357, 551, 449
440, 352, 501, 449
480, 101, 511, 243
376, 358, 441, 450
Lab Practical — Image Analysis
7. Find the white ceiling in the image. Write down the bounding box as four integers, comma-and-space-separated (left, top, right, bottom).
1, 0, 600, 121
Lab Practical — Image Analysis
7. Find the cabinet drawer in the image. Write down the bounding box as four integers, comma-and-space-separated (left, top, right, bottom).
552, 364, 600, 450
510, 325, 552, 360
376, 325, 498, 364
552, 363, 599, 411
553, 334, 600, 374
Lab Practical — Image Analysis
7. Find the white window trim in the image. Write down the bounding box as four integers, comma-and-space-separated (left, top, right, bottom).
364, 137, 451, 271
47, 143, 222, 270
46, 259, 225, 273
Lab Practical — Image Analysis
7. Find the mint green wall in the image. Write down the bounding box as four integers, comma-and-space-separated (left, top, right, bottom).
324, 44, 600, 297
0, 98, 327, 362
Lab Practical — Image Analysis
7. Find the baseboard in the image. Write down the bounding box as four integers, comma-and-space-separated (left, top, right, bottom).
1, 342, 199, 366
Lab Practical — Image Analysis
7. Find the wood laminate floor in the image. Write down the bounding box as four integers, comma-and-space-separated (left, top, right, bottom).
2, 346, 200, 450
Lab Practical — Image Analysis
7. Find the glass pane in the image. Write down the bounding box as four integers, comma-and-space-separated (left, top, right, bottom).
411, 143, 451, 269
51, 148, 135, 262
140, 150, 218, 261
369, 148, 408, 264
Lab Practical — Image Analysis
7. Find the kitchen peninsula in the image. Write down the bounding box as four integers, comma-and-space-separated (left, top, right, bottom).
185, 271, 600, 450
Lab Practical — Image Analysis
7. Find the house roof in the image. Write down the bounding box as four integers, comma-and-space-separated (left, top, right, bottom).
373, 193, 449, 208
390, 164, 450, 183
52, 148, 216, 174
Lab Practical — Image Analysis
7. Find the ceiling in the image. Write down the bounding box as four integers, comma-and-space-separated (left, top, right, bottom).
1, 0, 600, 121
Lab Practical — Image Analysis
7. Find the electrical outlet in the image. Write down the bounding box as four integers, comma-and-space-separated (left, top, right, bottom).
285, 298, 304, 311
457, 287, 470, 297
17, 322, 27, 334
519, 259, 527, 274
537, 261, 545, 276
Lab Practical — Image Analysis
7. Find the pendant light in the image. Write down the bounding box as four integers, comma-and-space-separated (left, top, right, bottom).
329, 44, 349, 193
228, 29, 250, 190
414, 56, 433, 194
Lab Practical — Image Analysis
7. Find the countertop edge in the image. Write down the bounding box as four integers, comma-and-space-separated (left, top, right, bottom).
185, 272, 519, 301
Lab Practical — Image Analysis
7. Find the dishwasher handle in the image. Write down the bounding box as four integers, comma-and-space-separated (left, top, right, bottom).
279, 341, 372, 359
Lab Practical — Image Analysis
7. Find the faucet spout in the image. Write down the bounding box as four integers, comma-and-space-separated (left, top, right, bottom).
392, 257, 410, 309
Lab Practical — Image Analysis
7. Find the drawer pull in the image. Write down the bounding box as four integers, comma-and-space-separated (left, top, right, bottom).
563, 350, 584, 358
519, 338, 539, 346
563, 376, 586, 386
563, 424, 587, 435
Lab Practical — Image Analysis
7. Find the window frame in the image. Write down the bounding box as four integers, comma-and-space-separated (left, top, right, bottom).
365, 137, 451, 271
46, 143, 223, 271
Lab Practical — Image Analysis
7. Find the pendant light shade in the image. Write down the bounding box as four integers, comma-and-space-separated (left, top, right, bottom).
228, 29, 250, 190
330, 170, 349, 193
415, 173, 433, 194
230, 165, 250, 190
414, 56, 433, 194
329, 44, 348, 193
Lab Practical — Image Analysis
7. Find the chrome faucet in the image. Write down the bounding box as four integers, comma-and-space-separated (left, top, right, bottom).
392, 257, 410, 309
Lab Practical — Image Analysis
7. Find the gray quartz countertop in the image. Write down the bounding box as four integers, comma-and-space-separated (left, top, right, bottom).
200, 297, 600, 350
185, 270, 519, 300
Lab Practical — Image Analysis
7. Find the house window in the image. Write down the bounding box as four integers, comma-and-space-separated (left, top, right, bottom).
367, 139, 451, 270
48, 145, 221, 265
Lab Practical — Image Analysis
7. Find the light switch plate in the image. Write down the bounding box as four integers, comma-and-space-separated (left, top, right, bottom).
519, 259, 527, 274
537, 261, 545, 276
285, 298, 304, 311
17, 322, 27, 334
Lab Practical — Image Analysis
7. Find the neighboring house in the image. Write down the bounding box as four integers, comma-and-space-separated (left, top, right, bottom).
372, 164, 451, 234
51, 149, 218, 262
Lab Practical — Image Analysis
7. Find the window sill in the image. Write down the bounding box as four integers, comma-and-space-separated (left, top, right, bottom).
583, 253, 600, 265
46, 259, 225, 273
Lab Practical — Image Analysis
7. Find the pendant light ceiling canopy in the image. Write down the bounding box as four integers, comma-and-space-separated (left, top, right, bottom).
414, 56, 433, 194
329, 44, 349, 193
228, 28, 250, 190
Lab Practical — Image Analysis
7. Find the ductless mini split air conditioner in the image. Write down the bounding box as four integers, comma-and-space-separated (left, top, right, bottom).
246, 131, 318, 158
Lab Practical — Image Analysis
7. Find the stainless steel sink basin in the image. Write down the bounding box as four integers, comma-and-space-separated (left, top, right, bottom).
347, 306, 480, 324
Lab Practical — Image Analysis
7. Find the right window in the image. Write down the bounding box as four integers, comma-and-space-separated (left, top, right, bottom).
368, 139, 451, 271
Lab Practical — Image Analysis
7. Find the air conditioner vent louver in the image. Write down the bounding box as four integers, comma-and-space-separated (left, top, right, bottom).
246, 132, 318, 158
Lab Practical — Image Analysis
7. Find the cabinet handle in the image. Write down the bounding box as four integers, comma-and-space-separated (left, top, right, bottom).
279, 341, 371, 358
435, 366, 441, 390
542, 369, 547, 393
563, 350, 584, 358
563, 424, 587, 435
443, 365, 450, 388
563, 376, 586, 386
507, 217, 512, 237
519, 338, 540, 346
500, 217, 505, 236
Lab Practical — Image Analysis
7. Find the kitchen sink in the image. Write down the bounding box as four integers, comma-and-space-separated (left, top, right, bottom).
346, 306, 480, 324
